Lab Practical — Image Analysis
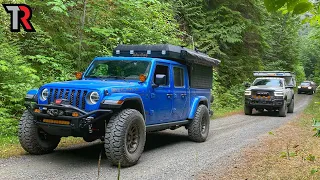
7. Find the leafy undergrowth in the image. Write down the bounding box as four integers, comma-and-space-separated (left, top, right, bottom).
200, 93, 320, 180
0, 136, 86, 158
213, 106, 243, 119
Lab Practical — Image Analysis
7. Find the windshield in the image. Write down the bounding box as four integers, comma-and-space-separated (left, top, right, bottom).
253, 79, 283, 87
300, 82, 310, 86
85, 60, 151, 80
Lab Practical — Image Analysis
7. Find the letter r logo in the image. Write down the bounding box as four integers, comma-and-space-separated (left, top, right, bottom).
2, 4, 36, 32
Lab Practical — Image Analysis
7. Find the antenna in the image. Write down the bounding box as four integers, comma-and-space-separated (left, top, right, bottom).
180, 31, 195, 50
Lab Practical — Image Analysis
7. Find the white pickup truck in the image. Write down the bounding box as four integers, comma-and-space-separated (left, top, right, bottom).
244, 71, 296, 117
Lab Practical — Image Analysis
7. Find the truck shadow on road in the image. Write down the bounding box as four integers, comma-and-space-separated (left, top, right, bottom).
250, 110, 281, 117
50, 131, 188, 165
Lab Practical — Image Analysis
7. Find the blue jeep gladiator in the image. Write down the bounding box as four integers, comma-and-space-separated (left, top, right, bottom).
20, 44, 220, 167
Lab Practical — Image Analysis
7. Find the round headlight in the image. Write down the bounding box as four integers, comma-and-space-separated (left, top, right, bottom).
41, 88, 49, 101
88, 91, 100, 104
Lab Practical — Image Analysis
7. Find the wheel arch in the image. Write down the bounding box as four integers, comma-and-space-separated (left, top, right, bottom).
100, 93, 146, 120
120, 98, 146, 120
188, 96, 209, 119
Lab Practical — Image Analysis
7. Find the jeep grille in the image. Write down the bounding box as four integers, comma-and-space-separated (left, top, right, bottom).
47, 88, 88, 110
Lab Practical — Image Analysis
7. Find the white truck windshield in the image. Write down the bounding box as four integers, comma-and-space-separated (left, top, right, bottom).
253, 79, 283, 87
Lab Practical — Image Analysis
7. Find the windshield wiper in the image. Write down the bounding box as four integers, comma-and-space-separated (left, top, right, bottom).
105, 76, 126, 80
84, 75, 127, 81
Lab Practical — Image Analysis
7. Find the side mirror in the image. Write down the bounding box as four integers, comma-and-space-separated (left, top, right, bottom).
75, 72, 83, 80
244, 82, 251, 88
286, 85, 294, 89
153, 74, 167, 88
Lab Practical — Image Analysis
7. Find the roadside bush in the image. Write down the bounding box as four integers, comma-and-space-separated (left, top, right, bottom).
0, 116, 18, 138
211, 70, 245, 112
213, 84, 245, 110
0, 32, 40, 118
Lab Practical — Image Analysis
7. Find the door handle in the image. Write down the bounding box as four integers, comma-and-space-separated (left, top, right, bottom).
167, 93, 173, 98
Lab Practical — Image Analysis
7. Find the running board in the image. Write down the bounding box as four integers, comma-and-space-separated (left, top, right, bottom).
146, 120, 190, 132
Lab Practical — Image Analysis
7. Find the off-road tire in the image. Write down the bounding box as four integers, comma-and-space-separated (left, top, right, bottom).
311, 90, 315, 95
287, 99, 294, 113
244, 105, 252, 115
298, 91, 301, 94
279, 100, 287, 117
188, 105, 210, 142
18, 110, 61, 154
105, 109, 146, 167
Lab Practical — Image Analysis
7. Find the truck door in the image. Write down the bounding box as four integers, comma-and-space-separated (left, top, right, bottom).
150, 63, 173, 123
171, 66, 188, 121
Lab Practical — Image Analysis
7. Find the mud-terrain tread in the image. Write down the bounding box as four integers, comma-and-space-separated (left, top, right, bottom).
18, 110, 60, 154
244, 105, 252, 115
188, 105, 210, 142
104, 109, 146, 167
287, 99, 294, 113
279, 100, 287, 117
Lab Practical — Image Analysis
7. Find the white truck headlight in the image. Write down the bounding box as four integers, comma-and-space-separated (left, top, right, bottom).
41, 88, 49, 101
245, 90, 251, 96
87, 91, 100, 104
308, 87, 312, 89
298, 86, 301, 88
274, 92, 284, 96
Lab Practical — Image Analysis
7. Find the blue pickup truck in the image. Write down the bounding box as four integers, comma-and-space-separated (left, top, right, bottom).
20, 44, 220, 167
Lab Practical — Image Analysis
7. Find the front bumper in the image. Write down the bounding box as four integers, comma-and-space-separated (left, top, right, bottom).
25, 102, 112, 137
298, 88, 312, 92
245, 96, 284, 108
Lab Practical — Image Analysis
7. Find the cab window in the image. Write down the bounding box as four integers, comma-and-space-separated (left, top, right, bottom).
173, 67, 184, 87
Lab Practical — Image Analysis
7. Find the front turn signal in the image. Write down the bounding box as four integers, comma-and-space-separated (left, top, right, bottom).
72, 112, 79, 117
139, 74, 146, 82
75, 72, 83, 80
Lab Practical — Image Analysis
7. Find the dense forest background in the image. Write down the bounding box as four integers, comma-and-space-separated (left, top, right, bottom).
1, 0, 320, 138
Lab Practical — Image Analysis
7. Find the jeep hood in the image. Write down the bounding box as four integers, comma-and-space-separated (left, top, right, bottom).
246, 86, 283, 91
42, 80, 141, 90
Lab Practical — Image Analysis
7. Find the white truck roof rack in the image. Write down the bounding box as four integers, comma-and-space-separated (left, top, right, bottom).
253, 71, 295, 77
253, 71, 296, 87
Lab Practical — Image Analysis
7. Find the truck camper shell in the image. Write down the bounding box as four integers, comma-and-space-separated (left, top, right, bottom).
113, 44, 221, 89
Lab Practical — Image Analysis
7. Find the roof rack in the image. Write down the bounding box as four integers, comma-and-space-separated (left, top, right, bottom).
113, 44, 221, 67
253, 71, 296, 87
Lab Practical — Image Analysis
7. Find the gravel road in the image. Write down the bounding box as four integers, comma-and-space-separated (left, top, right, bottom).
0, 94, 313, 180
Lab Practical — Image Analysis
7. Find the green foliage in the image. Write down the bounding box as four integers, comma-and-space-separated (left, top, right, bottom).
263, 0, 313, 14
306, 154, 316, 162
0, 117, 18, 137
0, 29, 40, 117
311, 168, 319, 175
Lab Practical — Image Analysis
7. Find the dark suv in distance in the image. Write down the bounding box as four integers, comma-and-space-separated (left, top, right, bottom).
298, 81, 317, 95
